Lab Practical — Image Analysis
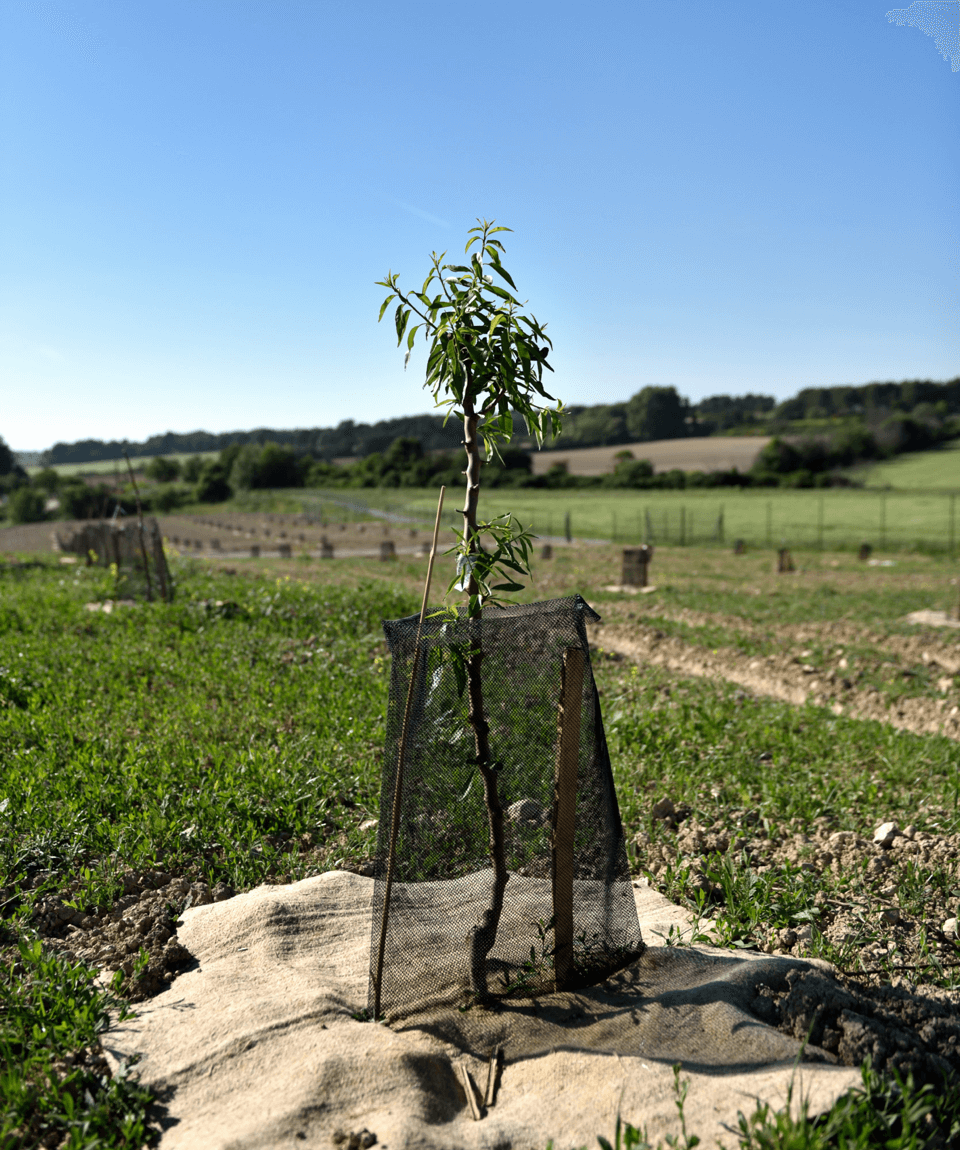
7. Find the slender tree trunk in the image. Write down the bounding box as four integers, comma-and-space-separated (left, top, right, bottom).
462, 400, 509, 999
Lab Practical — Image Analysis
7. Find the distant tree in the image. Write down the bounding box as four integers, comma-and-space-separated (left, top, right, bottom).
625, 386, 687, 441
33, 467, 61, 493
59, 480, 112, 519
257, 443, 300, 488
218, 443, 244, 474
181, 455, 204, 483
195, 460, 232, 503
145, 456, 181, 482
153, 485, 184, 512
229, 444, 262, 491
556, 404, 629, 446
9, 486, 46, 524
609, 457, 654, 488
830, 426, 877, 467
0, 436, 16, 476
752, 437, 801, 476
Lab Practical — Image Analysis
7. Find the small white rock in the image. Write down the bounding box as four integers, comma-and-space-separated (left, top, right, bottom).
506, 798, 548, 826
943, 917, 959, 938
873, 821, 901, 848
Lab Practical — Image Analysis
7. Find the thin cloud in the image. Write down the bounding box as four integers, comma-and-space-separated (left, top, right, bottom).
886, 1, 960, 71
388, 198, 451, 229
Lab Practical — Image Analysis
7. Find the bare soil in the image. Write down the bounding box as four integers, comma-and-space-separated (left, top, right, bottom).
0, 512, 426, 560
530, 435, 770, 477
589, 618, 960, 742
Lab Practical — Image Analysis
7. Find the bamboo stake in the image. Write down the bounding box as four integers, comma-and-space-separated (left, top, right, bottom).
484, 1044, 502, 1108
552, 646, 585, 990
123, 452, 154, 602
457, 1062, 483, 1121
372, 486, 445, 1019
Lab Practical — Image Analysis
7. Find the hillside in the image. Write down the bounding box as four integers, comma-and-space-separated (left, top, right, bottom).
856, 437, 960, 489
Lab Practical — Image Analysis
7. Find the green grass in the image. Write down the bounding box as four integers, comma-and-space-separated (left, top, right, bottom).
857, 439, 960, 491
0, 563, 413, 905
578, 1061, 960, 1149
1, 942, 154, 1148
2, 558, 960, 1145
305, 485, 960, 553
604, 660, 960, 848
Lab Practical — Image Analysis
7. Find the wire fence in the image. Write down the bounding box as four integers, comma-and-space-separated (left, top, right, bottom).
298, 488, 960, 555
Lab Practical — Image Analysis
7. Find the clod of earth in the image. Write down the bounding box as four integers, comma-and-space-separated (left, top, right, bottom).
30, 870, 234, 1001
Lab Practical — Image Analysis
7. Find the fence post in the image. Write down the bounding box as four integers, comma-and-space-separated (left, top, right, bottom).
565, 510, 572, 544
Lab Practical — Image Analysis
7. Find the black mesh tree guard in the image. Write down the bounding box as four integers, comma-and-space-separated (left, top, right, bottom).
369, 595, 643, 1018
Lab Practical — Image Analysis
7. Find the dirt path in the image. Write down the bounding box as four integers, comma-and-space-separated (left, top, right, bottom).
588, 620, 960, 742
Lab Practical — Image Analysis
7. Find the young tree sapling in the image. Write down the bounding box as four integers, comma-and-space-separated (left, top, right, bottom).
377, 219, 564, 998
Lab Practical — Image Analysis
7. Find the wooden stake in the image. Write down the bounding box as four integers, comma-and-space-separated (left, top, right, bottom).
552, 646, 584, 990
372, 486, 445, 1019
484, 1044, 502, 1108
457, 1061, 483, 1121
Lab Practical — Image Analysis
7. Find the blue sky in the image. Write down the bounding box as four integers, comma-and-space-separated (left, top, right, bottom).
2, 0, 958, 450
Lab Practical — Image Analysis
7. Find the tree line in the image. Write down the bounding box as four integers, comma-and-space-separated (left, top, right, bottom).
5, 399, 958, 526
28, 377, 960, 469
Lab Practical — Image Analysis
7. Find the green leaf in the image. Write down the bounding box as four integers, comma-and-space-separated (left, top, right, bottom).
378, 294, 394, 322
394, 304, 409, 344
487, 262, 517, 290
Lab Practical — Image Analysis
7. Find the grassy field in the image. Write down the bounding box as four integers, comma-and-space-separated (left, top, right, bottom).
306, 484, 960, 554
856, 438, 960, 490
3, 546, 960, 1145
25, 452, 218, 478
